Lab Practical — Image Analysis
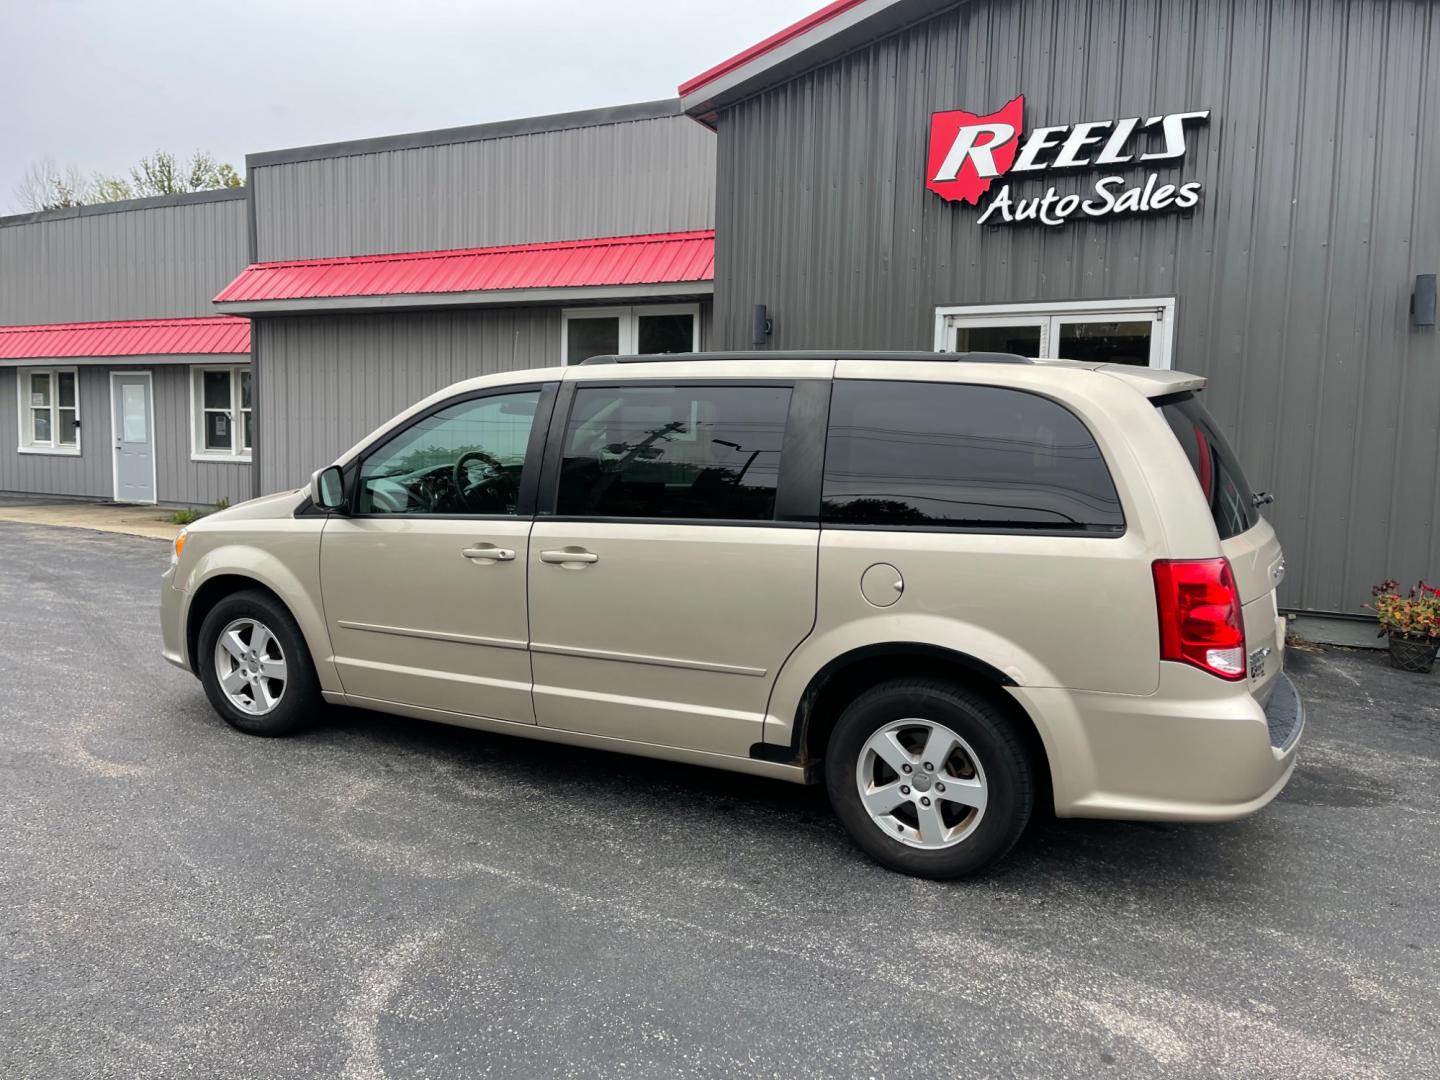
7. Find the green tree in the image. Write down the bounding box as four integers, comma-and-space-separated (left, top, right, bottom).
12, 150, 243, 212
128, 150, 244, 198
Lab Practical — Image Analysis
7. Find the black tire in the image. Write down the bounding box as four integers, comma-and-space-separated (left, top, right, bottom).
197, 589, 321, 737
825, 678, 1034, 879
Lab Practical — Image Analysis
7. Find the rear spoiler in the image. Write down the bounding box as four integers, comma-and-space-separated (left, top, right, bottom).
1095, 365, 1207, 398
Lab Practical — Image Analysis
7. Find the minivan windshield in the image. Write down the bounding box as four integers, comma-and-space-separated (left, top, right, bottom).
1156, 392, 1259, 540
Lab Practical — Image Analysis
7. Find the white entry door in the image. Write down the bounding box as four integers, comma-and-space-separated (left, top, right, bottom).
111, 372, 156, 504
935, 298, 1176, 368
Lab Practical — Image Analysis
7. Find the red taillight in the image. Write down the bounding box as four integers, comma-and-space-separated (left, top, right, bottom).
1152, 558, 1246, 680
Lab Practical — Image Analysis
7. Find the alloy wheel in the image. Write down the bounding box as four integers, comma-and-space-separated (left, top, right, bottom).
214, 617, 288, 716
854, 718, 988, 849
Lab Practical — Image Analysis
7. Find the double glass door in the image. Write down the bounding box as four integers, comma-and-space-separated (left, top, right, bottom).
939, 300, 1174, 368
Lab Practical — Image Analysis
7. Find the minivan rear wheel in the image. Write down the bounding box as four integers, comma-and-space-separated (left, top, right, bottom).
197, 590, 320, 737
825, 678, 1033, 878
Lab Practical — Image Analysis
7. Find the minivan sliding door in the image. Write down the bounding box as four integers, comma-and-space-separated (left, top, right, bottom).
526, 379, 824, 758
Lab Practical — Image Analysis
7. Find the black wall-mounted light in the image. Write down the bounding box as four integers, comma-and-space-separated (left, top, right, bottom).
1413, 274, 1437, 328
752, 304, 773, 346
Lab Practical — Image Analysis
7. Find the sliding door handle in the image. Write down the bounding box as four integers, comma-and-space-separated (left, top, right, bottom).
462, 546, 516, 563
539, 549, 599, 566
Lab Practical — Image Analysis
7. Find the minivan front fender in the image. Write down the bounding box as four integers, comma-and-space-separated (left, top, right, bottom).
179, 533, 340, 694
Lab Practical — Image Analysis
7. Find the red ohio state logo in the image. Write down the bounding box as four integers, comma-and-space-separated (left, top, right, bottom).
926, 94, 1024, 205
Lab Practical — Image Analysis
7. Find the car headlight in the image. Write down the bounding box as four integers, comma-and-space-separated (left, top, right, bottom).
171, 527, 188, 567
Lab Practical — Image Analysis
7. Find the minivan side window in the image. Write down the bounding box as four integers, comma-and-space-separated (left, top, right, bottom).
822, 380, 1124, 533
555, 384, 792, 521
356, 390, 541, 515
1156, 392, 1258, 540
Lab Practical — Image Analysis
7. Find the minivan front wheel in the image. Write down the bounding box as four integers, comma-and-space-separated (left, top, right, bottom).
826, 679, 1033, 878
197, 590, 319, 736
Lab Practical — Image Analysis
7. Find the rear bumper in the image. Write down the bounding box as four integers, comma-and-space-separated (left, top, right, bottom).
1010, 666, 1303, 822
1263, 672, 1304, 753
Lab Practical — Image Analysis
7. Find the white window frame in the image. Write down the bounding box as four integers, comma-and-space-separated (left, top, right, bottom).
16, 366, 81, 456
190, 364, 252, 463
932, 297, 1177, 369
560, 303, 701, 365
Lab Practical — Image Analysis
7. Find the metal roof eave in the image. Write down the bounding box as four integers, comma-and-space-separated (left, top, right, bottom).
679, 0, 953, 126
213, 281, 714, 318
0, 352, 251, 368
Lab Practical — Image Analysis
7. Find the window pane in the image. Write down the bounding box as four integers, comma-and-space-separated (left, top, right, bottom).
58, 408, 79, 447
822, 381, 1124, 532
566, 317, 621, 365
1056, 320, 1153, 365
31, 409, 51, 443
242, 411, 253, 451
557, 385, 791, 521
57, 371, 77, 408
1157, 393, 1258, 540
952, 324, 1043, 356
122, 383, 148, 442
29, 372, 51, 408
239, 370, 252, 409
204, 411, 231, 451
636, 313, 694, 355
203, 370, 231, 409
358, 391, 540, 515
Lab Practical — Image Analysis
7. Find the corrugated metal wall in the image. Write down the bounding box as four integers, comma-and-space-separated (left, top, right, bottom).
0, 365, 252, 506
0, 193, 249, 323
713, 0, 1440, 613
252, 113, 716, 261
256, 301, 714, 492
256, 309, 560, 492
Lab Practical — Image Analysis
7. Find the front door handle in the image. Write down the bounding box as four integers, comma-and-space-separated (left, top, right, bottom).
462, 545, 516, 563
539, 548, 599, 566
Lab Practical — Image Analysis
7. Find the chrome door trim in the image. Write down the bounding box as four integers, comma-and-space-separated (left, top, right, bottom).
529, 640, 767, 677
335, 619, 528, 651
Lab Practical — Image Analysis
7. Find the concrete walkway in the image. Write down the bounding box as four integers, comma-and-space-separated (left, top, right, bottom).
0, 500, 182, 542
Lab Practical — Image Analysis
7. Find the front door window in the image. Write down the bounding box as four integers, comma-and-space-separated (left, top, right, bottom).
356, 390, 540, 515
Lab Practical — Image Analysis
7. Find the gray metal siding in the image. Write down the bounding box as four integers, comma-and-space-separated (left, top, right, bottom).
713, 0, 1440, 613
252, 114, 716, 261
0, 365, 251, 506
256, 309, 561, 493
0, 197, 249, 324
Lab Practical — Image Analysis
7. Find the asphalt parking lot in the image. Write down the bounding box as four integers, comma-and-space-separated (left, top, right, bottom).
1, 521, 1437, 1079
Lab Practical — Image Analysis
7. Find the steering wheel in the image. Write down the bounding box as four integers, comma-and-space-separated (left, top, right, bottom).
453, 450, 505, 510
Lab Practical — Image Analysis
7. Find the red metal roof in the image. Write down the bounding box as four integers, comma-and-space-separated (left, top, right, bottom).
214, 230, 716, 305
679, 0, 869, 98
0, 316, 250, 359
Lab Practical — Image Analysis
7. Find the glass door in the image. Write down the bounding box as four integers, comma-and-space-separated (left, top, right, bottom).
937, 299, 1174, 368
945, 315, 1048, 358
1052, 314, 1157, 366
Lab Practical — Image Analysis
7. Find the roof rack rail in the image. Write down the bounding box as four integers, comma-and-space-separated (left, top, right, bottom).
579, 349, 1033, 366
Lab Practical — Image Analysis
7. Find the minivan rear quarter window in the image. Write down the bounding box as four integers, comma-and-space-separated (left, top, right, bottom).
1156, 393, 1258, 540
822, 380, 1124, 532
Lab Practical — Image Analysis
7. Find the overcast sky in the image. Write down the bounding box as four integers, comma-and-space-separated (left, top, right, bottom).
1, 0, 818, 214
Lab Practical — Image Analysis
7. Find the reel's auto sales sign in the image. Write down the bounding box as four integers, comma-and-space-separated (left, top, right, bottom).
926, 95, 1209, 226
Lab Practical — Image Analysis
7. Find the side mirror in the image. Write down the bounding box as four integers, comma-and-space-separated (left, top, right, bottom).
310, 465, 347, 512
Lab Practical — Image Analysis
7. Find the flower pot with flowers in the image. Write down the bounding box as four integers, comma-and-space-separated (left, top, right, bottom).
1368, 580, 1440, 673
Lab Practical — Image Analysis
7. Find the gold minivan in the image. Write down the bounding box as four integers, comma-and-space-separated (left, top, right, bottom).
160, 352, 1302, 878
